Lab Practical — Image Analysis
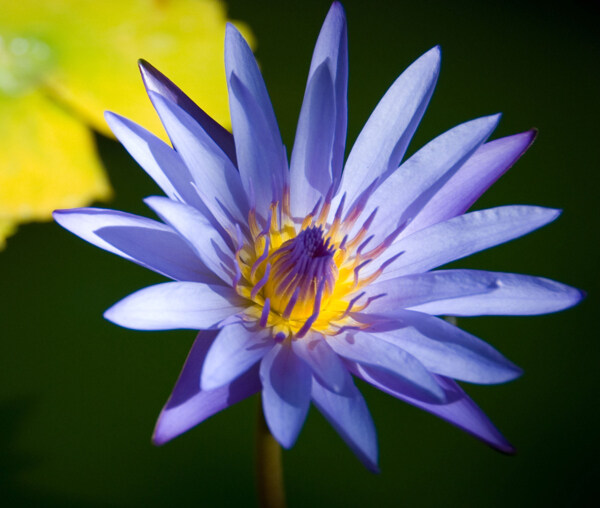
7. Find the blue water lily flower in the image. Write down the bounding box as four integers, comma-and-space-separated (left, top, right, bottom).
54, 2, 582, 472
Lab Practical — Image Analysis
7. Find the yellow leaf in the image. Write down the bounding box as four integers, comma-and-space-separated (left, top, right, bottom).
0, 90, 111, 221
0, 0, 254, 249
1, 0, 254, 137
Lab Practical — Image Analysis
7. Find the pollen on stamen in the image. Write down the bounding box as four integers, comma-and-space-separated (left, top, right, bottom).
262, 225, 338, 321
233, 177, 403, 339
341, 291, 366, 319
322, 191, 347, 240
296, 278, 326, 338
316, 185, 336, 226
251, 263, 271, 300
251, 236, 270, 279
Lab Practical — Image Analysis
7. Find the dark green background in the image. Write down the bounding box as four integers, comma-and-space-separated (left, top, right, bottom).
1, 0, 597, 506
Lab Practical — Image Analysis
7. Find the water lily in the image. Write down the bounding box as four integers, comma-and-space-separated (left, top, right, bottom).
54, 2, 582, 472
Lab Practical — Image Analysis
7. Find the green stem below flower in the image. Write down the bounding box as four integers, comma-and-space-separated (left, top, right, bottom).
256, 399, 286, 508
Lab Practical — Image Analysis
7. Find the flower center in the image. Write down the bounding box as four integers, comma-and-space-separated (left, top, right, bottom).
264, 226, 337, 319
232, 186, 402, 339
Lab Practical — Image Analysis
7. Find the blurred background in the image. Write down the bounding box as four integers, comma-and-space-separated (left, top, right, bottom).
0, 0, 597, 506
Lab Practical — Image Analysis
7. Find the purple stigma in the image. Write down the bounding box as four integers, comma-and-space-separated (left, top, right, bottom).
266, 226, 338, 318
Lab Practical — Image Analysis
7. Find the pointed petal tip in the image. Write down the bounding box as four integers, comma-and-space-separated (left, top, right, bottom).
138, 57, 150, 71
407, 45, 441, 78
549, 207, 563, 218
328, 1, 346, 19
151, 410, 179, 447
352, 438, 380, 474
507, 128, 537, 148
469, 112, 502, 127
421, 45, 441, 68
366, 461, 381, 474
52, 209, 73, 229
575, 288, 587, 304
488, 363, 524, 385
151, 430, 167, 447
260, 346, 312, 450
52, 209, 65, 220
465, 112, 502, 135
551, 284, 586, 312
137, 58, 155, 84
498, 127, 538, 149
53, 208, 81, 229
103, 304, 121, 327
264, 396, 303, 450
224, 23, 252, 63
538, 207, 562, 226
457, 354, 524, 386
275, 433, 297, 450
52, 207, 91, 228
142, 195, 171, 218
225, 22, 243, 43
513, 364, 525, 380
489, 112, 502, 123
519, 128, 538, 150
489, 437, 516, 455
103, 110, 126, 133
137, 59, 167, 93
142, 195, 163, 209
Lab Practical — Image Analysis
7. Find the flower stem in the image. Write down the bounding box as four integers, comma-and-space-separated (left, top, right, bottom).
256, 399, 286, 508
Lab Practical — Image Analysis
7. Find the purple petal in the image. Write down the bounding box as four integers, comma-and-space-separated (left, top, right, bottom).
372, 205, 560, 280
306, 1, 348, 184
291, 333, 350, 394
138, 59, 237, 165
145, 196, 236, 284
105, 112, 232, 249
328, 332, 445, 403
364, 114, 501, 243
363, 270, 496, 313
311, 376, 379, 472
148, 91, 249, 227
153, 330, 261, 445
403, 130, 537, 236
225, 24, 286, 216
53, 208, 216, 283
357, 310, 522, 384
105, 112, 197, 206
337, 46, 441, 206
260, 343, 311, 448
350, 363, 515, 453
404, 270, 585, 316
105, 111, 230, 245
289, 62, 335, 217
201, 323, 272, 390
104, 282, 245, 330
